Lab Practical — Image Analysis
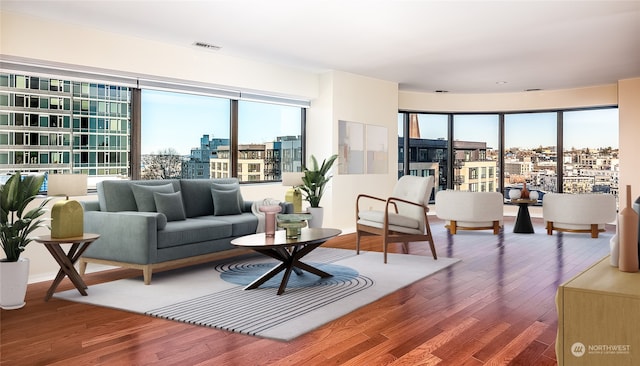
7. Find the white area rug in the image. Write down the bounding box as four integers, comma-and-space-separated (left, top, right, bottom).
55, 248, 460, 341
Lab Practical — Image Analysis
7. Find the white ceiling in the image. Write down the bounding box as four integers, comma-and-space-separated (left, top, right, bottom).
2, 0, 640, 93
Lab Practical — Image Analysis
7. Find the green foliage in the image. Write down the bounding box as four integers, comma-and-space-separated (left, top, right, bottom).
299, 154, 338, 208
0, 172, 51, 262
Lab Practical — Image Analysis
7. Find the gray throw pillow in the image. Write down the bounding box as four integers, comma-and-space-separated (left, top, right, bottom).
131, 183, 175, 212
153, 191, 186, 221
211, 181, 243, 216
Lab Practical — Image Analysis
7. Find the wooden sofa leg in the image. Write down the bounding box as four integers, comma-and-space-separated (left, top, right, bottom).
493, 221, 500, 235
143, 265, 152, 285
450, 221, 457, 235
591, 224, 598, 238
546, 222, 553, 235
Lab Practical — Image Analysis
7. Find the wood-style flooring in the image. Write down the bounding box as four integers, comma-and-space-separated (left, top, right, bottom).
0, 217, 613, 365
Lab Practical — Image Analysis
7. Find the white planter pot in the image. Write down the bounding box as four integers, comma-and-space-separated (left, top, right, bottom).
306, 207, 324, 228
0, 258, 30, 310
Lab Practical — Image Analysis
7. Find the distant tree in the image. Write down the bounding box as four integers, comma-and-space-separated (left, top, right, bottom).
141, 148, 183, 180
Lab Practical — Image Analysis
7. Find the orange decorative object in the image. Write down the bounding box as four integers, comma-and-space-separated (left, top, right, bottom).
520, 182, 530, 199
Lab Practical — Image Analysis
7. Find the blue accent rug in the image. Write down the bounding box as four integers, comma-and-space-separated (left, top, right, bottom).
218, 261, 360, 288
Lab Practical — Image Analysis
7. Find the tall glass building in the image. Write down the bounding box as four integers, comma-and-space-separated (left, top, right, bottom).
0, 73, 131, 183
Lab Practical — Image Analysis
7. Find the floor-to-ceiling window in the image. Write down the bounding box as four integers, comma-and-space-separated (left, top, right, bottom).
398, 107, 618, 204
0, 65, 307, 189
453, 114, 499, 192
237, 101, 302, 182
0, 72, 131, 190
562, 108, 619, 196
140, 90, 304, 182
141, 90, 230, 180
398, 113, 448, 192
504, 112, 558, 201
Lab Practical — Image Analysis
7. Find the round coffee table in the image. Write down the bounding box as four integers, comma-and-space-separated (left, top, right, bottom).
230, 228, 341, 295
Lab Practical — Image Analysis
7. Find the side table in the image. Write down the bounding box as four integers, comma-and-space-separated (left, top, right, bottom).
512, 199, 537, 234
34, 233, 100, 301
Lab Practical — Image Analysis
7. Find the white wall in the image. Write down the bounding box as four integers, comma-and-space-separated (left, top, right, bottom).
618, 78, 640, 206
320, 71, 399, 231
399, 84, 618, 112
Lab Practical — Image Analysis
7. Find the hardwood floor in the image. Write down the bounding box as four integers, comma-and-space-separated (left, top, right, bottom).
1, 217, 613, 365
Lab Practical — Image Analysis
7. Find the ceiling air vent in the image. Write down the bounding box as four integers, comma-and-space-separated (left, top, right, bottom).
193, 42, 221, 51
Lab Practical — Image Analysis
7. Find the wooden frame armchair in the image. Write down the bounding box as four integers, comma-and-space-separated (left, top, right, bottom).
355, 175, 437, 263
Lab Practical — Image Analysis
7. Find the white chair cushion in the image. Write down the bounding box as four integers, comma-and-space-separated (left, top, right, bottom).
357, 219, 424, 235
358, 210, 420, 230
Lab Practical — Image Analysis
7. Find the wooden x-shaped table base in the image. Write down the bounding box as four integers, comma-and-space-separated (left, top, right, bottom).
34, 233, 100, 301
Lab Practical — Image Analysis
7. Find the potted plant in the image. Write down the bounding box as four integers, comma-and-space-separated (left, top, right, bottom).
0, 172, 50, 309
299, 154, 338, 228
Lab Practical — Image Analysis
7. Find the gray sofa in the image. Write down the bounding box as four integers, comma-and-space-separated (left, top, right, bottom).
79, 178, 265, 284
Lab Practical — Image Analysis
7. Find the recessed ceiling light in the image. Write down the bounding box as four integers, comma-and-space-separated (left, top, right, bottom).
525, 88, 543, 92
434, 90, 449, 93
193, 41, 221, 51
496, 81, 508, 85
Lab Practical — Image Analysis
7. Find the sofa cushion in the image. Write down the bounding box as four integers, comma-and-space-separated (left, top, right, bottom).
154, 191, 186, 221
211, 181, 243, 216
131, 183, 175, 212
157, 219, 232, 249
179, 179, 215, 218
97, 179, 181, 212
194, 213, 258, 236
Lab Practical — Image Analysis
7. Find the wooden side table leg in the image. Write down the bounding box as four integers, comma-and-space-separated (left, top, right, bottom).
43, 245, 72, 301
47, 244, 89, 299
50, 244, 88, 289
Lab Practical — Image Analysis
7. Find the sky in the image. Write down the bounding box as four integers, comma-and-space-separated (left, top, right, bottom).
141, 90, 301, 155
402, 108, 619, 150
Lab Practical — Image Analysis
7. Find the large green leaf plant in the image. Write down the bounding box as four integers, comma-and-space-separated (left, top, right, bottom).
299, 154, 338, 208
0, 172, 51, 262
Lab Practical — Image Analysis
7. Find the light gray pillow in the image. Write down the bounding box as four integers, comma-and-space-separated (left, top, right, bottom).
131, 183, 175, 212
153, 192, 186, 221
211, 181, 243, 216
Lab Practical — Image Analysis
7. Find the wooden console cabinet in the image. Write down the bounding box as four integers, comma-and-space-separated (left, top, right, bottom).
556, 256, 639, 365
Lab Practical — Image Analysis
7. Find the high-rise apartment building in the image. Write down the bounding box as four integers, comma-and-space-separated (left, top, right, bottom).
0, 72, 131, 185
181, 134, 229, 179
